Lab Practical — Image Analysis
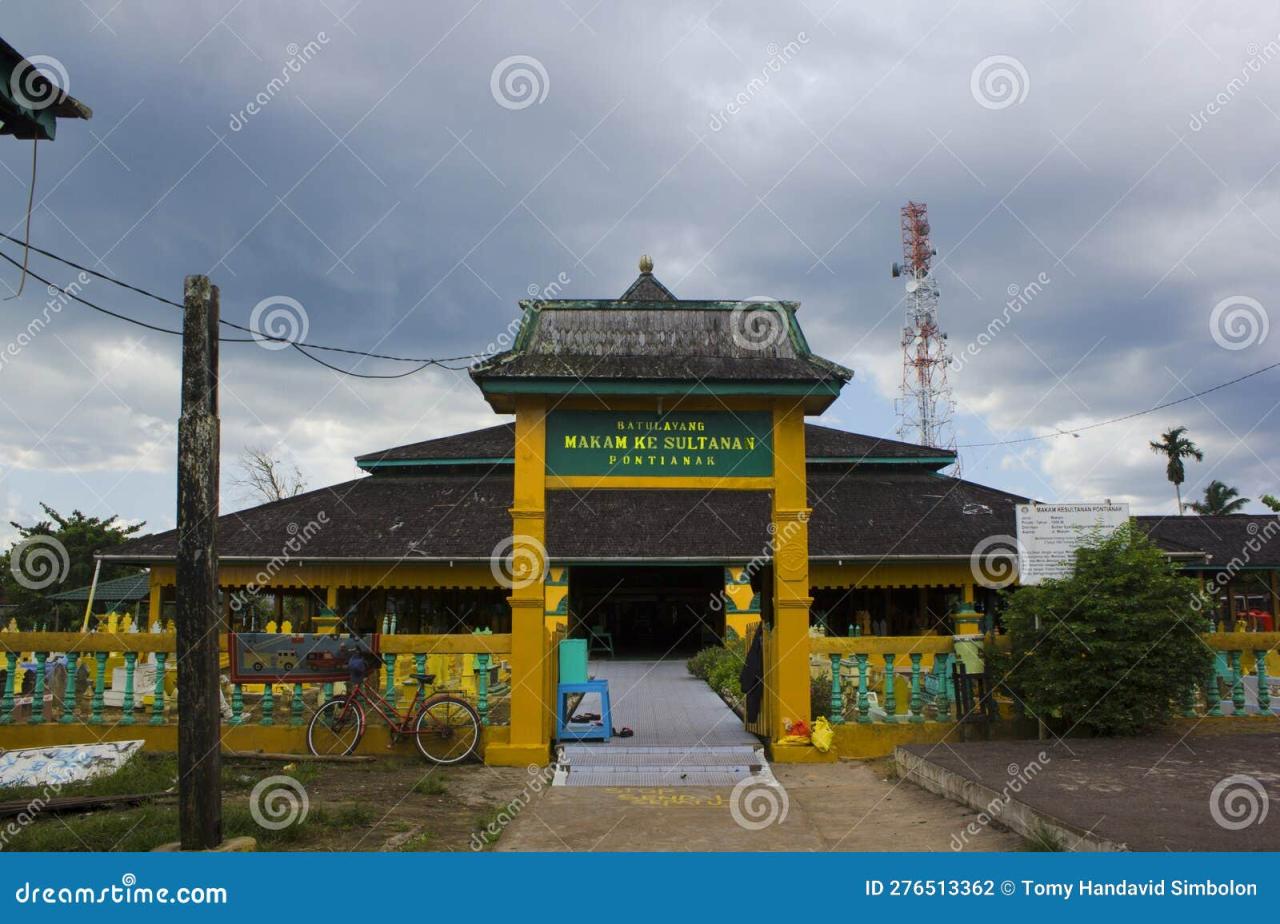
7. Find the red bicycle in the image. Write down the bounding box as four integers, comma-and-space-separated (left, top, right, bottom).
307, 666, 481, 764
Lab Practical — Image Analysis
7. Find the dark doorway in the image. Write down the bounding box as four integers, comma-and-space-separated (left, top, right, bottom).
569, 565, 725, 658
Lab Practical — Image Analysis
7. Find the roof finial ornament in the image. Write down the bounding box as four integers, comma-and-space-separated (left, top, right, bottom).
639, 253, 653, 274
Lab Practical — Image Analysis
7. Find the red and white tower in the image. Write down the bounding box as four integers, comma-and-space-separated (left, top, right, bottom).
891, 202, 957, 461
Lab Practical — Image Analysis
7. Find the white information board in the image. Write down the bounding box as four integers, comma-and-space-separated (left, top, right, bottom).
1014, 502, 1130, 585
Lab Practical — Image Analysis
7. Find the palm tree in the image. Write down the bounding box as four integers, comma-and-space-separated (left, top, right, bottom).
1149, 426, 1203, 515
1187, 480, 1250, 515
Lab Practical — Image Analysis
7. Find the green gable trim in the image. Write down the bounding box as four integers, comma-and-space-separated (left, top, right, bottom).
357, 457, 514, 470
808, 455, 956, 465
479, 379, 844, 397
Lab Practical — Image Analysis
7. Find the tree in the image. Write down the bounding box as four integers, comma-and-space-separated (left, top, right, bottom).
1261, 494, 1279, 513
1149, 426, 1203, 515
994, 526, 1213, 736
233, 446, 306, 504
0, 504, 144, 628
1186, 480, 1249, 515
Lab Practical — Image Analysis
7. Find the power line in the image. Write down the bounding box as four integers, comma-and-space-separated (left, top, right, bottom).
957, 359, 1280, 448
0, 233, 483, 366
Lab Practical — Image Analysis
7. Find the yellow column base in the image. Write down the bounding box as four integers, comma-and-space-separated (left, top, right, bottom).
485, 741, 551, 767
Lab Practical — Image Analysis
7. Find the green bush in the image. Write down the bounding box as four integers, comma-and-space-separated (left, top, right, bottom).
688, 636, 748, 701
995, 525, 1213, 736
810, 673, 832, 721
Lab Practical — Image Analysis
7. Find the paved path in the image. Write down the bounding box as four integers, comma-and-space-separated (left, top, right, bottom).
899, 733, 1280, 851
585, 659, 758, 748
498, 760, 1024, 851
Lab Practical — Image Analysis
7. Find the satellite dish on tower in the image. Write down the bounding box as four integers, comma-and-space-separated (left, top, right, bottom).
905, 279, 920, 294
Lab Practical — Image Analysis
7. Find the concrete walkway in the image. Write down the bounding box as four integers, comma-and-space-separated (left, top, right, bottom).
498, 760, 1025, 851
585, 659, 758, 748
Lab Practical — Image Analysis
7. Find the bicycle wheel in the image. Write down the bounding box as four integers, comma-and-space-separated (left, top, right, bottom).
414, 696, 480, 764
307, 698, 365, 756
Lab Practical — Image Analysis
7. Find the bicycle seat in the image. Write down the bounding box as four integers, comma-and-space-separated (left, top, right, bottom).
412, 673, 436, 685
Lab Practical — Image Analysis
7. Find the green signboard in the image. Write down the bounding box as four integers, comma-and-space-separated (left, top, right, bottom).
545, 410, 773, 477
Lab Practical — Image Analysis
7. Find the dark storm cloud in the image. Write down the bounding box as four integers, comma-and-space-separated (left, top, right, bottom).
1, 0, 1278, 539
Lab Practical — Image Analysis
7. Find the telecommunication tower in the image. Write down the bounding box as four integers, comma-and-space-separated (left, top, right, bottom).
890, 202, 957, 463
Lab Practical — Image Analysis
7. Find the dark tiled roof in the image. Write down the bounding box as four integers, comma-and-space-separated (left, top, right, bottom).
805, 424, 956, 462
50, 572, 149, 603
619, 270, 676, 301
807, 470, 1027, 559
356, 423, 951, 468
1135, 515, 1280, 567
357, 423, 515, 465
471, 303, 851, 385
102, 474, 515, 562
546, 490, 772, 559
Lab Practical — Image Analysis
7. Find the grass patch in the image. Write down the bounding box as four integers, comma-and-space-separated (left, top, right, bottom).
397, 831, 434, 851
0, 753, 178, 804
413, 776, 448, 796
1022, 823, 1067, 852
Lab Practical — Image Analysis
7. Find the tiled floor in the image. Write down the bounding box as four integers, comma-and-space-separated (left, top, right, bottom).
584, 659, 759, 748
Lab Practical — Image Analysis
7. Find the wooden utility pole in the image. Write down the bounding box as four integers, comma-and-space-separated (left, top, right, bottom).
176, 275, 222, 849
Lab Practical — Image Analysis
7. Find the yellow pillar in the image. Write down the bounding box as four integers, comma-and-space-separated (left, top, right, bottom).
489, 396, 551, 766
769, 403, 812, 748
148, 581, 163, 630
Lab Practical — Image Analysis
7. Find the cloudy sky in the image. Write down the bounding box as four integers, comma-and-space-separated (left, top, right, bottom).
1, 0, 1278, 545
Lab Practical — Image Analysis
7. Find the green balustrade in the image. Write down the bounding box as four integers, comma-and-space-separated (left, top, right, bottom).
934, 652, 951, 720
908, 653, 924, 723
0, 652, 16, 724
61, 652, 80, 724
829, 654, 844, 724
260, 681, 275, 726
1255, 651, 1271, 714
91, 652, 107, 724
1206, 661, 1223, 716
1230, 651, 1246, 714
855, 653, 870, 723
321, 682, 333, 706
230, 683, 244, 725
882, 653, 897, 723
149, 653, 166, 725
28, 652, 47, 725
383, 654, 397, 705
291, 683, 304, 726
119, 652, 136, 725
475, 653, 490, 726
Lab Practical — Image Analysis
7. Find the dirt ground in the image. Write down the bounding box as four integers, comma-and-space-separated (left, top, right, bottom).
494, 759, 1026, 852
